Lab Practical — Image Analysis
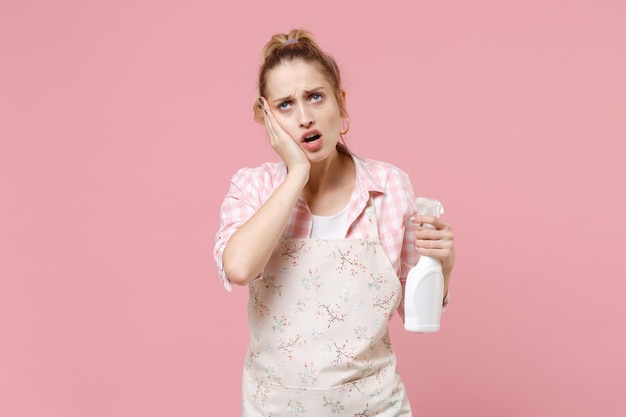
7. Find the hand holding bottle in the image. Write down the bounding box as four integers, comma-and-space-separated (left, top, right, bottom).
404, 198, 452, 333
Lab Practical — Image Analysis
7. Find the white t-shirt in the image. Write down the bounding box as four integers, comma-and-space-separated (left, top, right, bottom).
310, 204, 349, 239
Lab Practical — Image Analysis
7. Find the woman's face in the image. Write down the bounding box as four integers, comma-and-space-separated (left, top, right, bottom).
264, 59, 344, 164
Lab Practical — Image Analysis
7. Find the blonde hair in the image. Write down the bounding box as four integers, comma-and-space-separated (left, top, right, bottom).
253, 29, 348, 125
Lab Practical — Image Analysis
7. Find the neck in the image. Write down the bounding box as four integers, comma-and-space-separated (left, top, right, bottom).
305, 149, 350, 196
302, 147, 355, 216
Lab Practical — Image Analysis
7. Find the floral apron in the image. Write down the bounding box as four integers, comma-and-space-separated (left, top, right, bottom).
242, 199, 412, 416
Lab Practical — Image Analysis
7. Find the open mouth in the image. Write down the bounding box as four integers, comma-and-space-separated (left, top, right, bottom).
303, 133, 321, 143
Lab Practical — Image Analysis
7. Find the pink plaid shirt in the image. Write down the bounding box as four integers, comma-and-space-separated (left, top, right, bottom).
213, 156, 449, 317
213, 155, 447, 314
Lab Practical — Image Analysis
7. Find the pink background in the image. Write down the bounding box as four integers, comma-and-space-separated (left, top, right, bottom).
1, 1, 625, 416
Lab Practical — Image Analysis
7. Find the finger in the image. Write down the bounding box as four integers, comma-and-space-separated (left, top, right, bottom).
412, 215, 452, 231
416, 246, 454, 261
416, 237, 454, 250
414, 227, 453, 242
414, 228, 437, 239
415, 238, 438, 249
259, 97, 273, 131
259, 97, 288, 144
264, 112, 278, 140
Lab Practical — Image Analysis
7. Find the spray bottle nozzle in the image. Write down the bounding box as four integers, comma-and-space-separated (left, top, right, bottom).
413, 197, 444, 230
414, 197, 444, 217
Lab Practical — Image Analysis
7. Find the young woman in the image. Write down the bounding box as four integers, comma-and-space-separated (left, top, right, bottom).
214, 29, 455, 416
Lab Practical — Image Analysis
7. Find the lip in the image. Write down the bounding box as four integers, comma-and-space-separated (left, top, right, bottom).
300, 129, 322, 143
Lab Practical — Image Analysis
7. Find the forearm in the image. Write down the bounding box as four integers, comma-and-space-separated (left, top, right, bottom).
222, 168, 308, 286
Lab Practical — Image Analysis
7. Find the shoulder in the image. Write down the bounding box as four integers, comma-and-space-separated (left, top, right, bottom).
354, 156, 413, 190
354, 156, 416, 224
229, 161, 286, 189
362, 157, 410, 177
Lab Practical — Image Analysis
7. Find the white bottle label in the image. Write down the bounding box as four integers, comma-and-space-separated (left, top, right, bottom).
404, 258, 444, 333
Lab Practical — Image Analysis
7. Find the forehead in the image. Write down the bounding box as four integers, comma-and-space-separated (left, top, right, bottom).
265, 59, 332, 98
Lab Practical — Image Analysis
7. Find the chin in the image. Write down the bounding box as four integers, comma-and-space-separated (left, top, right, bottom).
309, 147, 339, 163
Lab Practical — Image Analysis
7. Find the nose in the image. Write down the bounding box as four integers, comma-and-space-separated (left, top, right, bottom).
298, 105, 314, 128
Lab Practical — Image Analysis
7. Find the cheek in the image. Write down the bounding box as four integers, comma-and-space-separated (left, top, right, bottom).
325, 115, 341, 132
322, 107, 342, 128
273, 114, 290, 129
274, 115, 299, 138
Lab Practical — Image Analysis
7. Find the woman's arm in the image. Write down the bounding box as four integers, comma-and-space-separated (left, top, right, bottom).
221, 97, 311, 286
222, 168, 308, 286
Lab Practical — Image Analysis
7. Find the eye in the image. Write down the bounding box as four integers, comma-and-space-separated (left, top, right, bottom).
278, 101, 292, 110
310, 93, 323, 102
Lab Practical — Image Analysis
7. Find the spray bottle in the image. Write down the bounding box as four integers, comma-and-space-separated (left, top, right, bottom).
404, 197, 445, 333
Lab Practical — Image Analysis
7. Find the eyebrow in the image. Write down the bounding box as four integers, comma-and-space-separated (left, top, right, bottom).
272, 87, 326, 104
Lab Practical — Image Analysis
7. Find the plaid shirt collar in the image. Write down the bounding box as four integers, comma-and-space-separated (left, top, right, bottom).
280, 154, 386, 235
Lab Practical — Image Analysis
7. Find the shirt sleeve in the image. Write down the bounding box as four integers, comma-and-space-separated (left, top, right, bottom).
213, 168, 263, 291
397, 173, 418, 321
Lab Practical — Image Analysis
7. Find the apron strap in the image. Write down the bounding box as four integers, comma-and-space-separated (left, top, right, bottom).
365, 195, 380, 240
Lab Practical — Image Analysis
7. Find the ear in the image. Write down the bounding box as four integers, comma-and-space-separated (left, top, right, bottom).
253, 100, 265, 124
